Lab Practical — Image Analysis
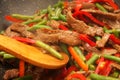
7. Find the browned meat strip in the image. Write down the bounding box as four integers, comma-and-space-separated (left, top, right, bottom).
82, 43, 100, 53
47, 20, 60, 29
82, 9, 120, 29
113, 44, 120, 52
101, 48, 117, 55
66, 11, 104, 36
111, 63, 120, 70
34, 29, 81, 46
4, 23, 34, 38
3, 69, 19, 80
96, 33, 110, 47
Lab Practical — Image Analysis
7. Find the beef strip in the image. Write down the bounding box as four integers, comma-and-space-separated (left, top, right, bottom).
3, 69, 19, 80
47, 20, 60, 29
66, 11, 104, 36
113, 44, 120, 52
101, 48, 117, 55
34, 29, 81, 46
4, 23, 34, 38
111, 63, 120, 70
82, 43, 100, 53
96, 33, 110, 47
82, 9, 120, 29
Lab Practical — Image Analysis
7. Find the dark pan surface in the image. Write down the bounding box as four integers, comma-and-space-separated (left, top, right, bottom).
0, 0, 57, 79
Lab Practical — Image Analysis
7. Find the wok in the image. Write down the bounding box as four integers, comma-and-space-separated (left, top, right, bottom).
0, 0, 57, 79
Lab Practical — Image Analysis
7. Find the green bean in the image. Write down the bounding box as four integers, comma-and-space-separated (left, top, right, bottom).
104, 54, 120, 63
12, 14, 34, 20
59, 14, 67, 22
40, 9, 48, 15
110, 71, 119, 78
27, 24, 52, 31
55, 8, 61, 17
60, 43, 73, 65
60, 43, 70, 57
13, 75, 32, 80
3, 53, 15, 59
37, 18, 47, 25
73, 46, 86, 61
86, 54, 99, 67
35, 40, 63, 60
23, 18, 42, 25
89, 65, 95, 70
95, 36, 101, 41
90, 73, 119, 80
51, 16, 59, 20
0, 51, 6, 56
53, 0, 63, 9
95, 3, 108, 12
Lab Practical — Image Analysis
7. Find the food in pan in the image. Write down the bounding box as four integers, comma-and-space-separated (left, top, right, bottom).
1, 0, 120, 80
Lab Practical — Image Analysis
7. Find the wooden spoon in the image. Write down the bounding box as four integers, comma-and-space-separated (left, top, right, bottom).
0, 35, 69, 69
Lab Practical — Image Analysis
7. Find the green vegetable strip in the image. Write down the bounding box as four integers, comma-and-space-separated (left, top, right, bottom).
3, 53, 15, 59
55, 8, 61, 17
35, 40, 63, 60
12, 14, 34, 20
86, 54, 99, 67
27, 24, 52, 31
40, 9, 48, 15
104, 54, 120, 63
23, 18, 42, 25
59, 14, 67, 22
110, 71, 119, 78
37, 18, 47, 25
95, 36, 101, 41
0, 51, 6, 56
90, 73, 119, 80
60, 43, 73, 65
73, 46, 86, 61
13, 75, 33, 80
95, 3, 108, 12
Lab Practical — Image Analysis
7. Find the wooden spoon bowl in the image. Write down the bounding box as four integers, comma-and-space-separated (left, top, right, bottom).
0, 35, 69, 69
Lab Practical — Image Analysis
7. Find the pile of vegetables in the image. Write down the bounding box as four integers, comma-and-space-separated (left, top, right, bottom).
1, 0, 120, 80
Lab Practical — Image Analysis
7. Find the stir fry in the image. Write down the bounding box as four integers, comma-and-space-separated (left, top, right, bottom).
1, 0, 120, 80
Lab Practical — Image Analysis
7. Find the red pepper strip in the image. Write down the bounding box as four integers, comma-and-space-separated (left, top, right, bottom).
95, 58, 112, 76
73, 11, 105, 26
55, 66, 78, 80
66, 73, 86, 80
114, 53, 120, 57
109, 34, 120, 45
59, 24, 68, 30
5, 15, 24, 23
64, 0, 69, 9
99, 60, 112, 76
13, 36, 35, 44
95, 57, 105, 73
74, 0, 83, 11
19, 60, 25, 77
85, 52, 93, 60
78, 14, 88, 23
79, 34, 96, 47
83, 0, 119, 10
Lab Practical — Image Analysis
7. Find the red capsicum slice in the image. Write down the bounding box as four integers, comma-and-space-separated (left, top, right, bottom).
109, 34, 120, 45
66, 73, 86, 80
5, 15, 24, 23
13, 36, 35, 44
59, 24, 68, 30
84, 0, 119, 10
85, 52, 93, 60
95, 58, 112, 76
73, 11, 105, 26
79, 34, 96, 47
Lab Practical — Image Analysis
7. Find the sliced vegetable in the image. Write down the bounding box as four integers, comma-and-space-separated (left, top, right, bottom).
68, 46, 88, 71
90, 73, 119, 80
79, 34, 96, 47
19, 60, 25, 77
109, 34, 120, 45
35, 40, 63, 60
